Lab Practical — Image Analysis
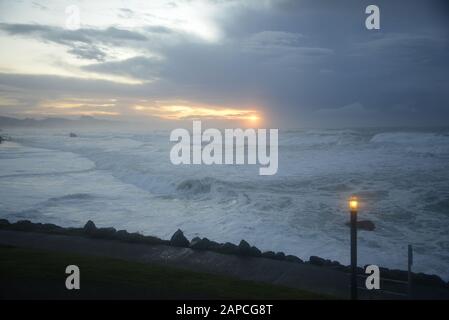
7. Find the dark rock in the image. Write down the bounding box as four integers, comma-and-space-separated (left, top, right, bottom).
93, 227, 116, 238
143, 235, 166, 245
345, 220, 375, 231
329, 260, 342, 267
126, 232, 146, 243
65, 227, 84, 235
236, 240, 261, 257
83, 220, 97, 234
249, 246, 262, 257
40, 223, 64, 234
0, 219, 10, 228
13, 220, 34, 232
413, 272, 446, 287
334, 265, 348, 272
218, 242, 239, 255
115, 230, 130, 240
170, 229, 189, 247
191, 236, 201, 243
69, 132, 78, 137
190, 237, 219, 250
113, 230, 162, 244
274, 252, 286, 260
238, 240, 252, 255
261, 251, 276, 259
309, 255, 326, 266
285, 255, 303, 263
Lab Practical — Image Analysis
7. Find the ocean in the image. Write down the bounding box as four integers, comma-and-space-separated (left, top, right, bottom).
1, 127, 448, 280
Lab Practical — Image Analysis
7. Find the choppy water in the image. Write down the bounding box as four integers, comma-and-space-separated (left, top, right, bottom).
1, 127, 448, 279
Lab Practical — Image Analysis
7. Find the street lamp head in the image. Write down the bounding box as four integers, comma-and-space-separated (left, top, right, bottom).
349, 196, 358, 212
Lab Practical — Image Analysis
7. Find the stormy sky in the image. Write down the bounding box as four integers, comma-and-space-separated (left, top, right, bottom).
0, 0, 448, 128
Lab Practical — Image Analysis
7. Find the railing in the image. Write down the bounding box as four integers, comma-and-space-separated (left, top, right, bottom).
351, 244, 414, 299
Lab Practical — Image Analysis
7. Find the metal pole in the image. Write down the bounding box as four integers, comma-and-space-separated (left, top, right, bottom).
408, 244, 413, 299
350, 209, 358, 300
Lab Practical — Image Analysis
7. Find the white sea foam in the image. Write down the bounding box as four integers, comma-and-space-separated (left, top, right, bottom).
1, 128, 449, 280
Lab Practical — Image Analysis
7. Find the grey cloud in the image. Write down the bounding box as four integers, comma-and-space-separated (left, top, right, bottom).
68, 45, 107, 62
82, 56, 161, 81
32, 2, 48, 11
316, 102, 372, 116
0, 23, 147, 41
117, 8, 135, 19
0, 23, 147, 61
144, 25, 174, 34
246, 31, 305, 48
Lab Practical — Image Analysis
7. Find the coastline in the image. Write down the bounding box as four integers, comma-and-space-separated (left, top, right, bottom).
0, 218, 448, 299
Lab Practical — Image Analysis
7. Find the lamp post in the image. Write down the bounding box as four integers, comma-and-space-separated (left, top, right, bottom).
349, 196, 358, 300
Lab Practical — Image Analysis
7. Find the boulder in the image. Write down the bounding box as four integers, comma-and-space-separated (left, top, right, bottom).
190, 237, 219, 250
143, 235, 166, 245
413, 273, 446, 287
170, 229, 189, 247
274, 252, 286, 260
65, 227, 84, 235
127, 232, 146, 243
83, 220, 97, 234
261, 251, 276, 259
249, 246, 262, 257
218, 242, 239, 255
329, 260, 342, 267
285, 255, 303, 263
235, 240, 261, 257
13, 220, 34, 232
93, 227, 116, 238
0, 219, 10, 228
40, 223, 64, 234
346, 220, 375, 231
191, 236, 201, 243
237, 240, 252, 255
309, 255, 326, 266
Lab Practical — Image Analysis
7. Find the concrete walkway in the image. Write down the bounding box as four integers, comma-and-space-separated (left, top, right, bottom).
1, 230, 447, 299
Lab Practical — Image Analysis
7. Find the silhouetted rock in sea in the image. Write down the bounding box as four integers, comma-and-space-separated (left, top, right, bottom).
345, 220, 375, 231
170, 229, 189, 247
69, 132, 78, 137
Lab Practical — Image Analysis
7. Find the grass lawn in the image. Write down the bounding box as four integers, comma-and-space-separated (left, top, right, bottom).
0, 245, 329, 299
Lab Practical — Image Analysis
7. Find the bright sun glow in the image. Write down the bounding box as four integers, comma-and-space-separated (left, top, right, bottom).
248, 115, 259, 122
133, 104, 261, 122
